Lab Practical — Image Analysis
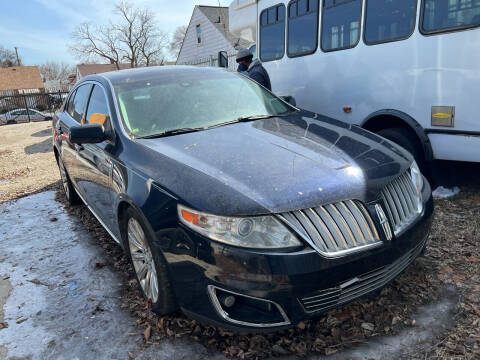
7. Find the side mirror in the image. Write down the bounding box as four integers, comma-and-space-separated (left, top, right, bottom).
218, 51, 228, 68
280, 95, 297, 107
69, 123, 105, 144
45, 116, 53, 121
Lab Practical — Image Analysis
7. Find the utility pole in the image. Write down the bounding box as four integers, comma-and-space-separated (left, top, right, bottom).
14, 47, 21, 66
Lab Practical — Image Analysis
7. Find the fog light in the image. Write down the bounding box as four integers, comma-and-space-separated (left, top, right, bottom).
207, 285, 290, 327
220, 294, 236, 308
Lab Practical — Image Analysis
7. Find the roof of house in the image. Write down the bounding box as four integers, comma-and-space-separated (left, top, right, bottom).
76, 63, 132, 77
0, 66, 44, 91
197, 6, 252, 49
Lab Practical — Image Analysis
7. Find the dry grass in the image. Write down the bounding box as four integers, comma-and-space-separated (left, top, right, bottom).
0, 121, 59, 202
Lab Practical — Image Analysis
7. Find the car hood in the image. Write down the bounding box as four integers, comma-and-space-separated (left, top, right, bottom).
136, 113, 413, 216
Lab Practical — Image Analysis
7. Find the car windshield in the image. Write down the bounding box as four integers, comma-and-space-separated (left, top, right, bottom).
113, 68, 293, 138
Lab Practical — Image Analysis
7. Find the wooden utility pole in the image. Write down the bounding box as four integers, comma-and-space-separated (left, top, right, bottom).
14, 47, 21, 66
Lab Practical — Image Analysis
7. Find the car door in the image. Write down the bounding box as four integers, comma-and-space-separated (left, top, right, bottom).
28, 109, 41, 121
56, 84, 92, 191
12, 110, 28, 123
6, 110, 21, 123
73, 84, 116, 231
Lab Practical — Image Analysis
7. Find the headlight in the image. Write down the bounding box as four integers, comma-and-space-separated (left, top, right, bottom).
410, 160, 423, 212
177, 204, 301, 249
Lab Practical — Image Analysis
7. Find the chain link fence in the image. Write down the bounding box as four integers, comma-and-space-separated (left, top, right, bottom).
0, 88, 69, 126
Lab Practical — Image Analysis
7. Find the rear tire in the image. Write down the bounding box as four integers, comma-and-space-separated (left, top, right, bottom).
123, 207, 177, 315
57, 156, 80, 205
377, 127, 425, 169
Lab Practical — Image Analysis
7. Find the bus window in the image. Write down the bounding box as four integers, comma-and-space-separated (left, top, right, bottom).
364, 0, 417, 44
288, 0, 319, 57
321, 0, 362, 52
421, 0, 480, 34
260, 4, 286, 61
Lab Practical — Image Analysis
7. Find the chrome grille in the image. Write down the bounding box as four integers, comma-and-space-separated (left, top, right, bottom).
279, 200, 381, 257
299, 237, 426, 313
381, 171, 421, 235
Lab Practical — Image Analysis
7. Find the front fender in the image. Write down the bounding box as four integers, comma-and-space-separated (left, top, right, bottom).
112, 161, 178, 248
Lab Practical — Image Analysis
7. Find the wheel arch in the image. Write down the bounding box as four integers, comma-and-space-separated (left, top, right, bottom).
361, 109, 433, 163
115, 194, 169, 250
116, 196, 142, 247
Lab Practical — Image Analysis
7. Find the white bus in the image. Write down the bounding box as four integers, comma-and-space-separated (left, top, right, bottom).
229, 0, 480, 172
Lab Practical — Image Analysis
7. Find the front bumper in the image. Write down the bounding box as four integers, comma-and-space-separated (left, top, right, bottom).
158, 180, 433, 332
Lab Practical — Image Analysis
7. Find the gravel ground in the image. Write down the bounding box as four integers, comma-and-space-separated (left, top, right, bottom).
0, 122, 479, 359
0, 122, 60, 202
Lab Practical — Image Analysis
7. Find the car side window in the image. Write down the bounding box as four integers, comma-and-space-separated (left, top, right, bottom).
85, 85, 112, 132
71, 84, 92, 123
66, 89, 77, 118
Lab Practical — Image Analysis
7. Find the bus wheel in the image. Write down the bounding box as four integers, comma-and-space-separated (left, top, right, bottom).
377, 127, 424, 168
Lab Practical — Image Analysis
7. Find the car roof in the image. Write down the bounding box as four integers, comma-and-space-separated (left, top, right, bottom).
88, 65, 231, 86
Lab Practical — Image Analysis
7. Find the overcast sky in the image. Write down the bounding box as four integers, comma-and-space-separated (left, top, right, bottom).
0, 0, 226, 66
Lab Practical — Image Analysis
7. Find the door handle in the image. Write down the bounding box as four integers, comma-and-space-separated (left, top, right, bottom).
75, 144, 84, 152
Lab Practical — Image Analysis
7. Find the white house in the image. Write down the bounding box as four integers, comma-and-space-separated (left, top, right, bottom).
176, 5, 252, 71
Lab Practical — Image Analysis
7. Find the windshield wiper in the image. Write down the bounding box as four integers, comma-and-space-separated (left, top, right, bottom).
136, 112, 298, 138
136, 127, 204, 139
205, 114, 288, 130
236, 114, 282, 122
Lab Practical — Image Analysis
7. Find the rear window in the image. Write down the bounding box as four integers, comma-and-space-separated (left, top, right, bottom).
364, 0, 417, 44
422, 0, 480, 34
260, 4, 286, 61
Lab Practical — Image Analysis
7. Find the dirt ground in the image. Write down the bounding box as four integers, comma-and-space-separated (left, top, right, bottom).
0, 122, 59, 202
0, 122, 479, 359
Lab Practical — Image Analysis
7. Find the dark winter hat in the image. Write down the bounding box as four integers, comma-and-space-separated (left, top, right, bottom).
236, 48, 253, 62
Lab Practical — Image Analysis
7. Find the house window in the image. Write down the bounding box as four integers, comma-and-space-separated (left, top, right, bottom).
196, 24, 202, 44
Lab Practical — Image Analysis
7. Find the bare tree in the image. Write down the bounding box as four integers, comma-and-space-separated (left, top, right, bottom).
169, 25, 187, 59
39, 61, 75, 84
71, 23, 122, 68
0, 45, 17, 67
70, 1, 168, 68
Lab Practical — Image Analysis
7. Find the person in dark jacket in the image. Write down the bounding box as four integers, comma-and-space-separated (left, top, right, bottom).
236, 48, 272, 91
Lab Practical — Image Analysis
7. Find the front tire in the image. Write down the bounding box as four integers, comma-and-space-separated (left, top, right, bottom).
124, 207, 177, 315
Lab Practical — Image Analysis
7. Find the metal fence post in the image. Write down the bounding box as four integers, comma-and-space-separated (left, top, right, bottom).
23, 94, 31, 122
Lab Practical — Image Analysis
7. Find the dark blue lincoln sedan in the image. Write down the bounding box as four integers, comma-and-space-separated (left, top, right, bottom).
53, 66, 433, 331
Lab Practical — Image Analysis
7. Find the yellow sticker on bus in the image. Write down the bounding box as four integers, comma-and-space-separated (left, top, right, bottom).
432, 113, 452, 119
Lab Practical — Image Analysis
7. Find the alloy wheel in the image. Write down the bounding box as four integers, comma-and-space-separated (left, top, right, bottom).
127, 217, 159, 303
